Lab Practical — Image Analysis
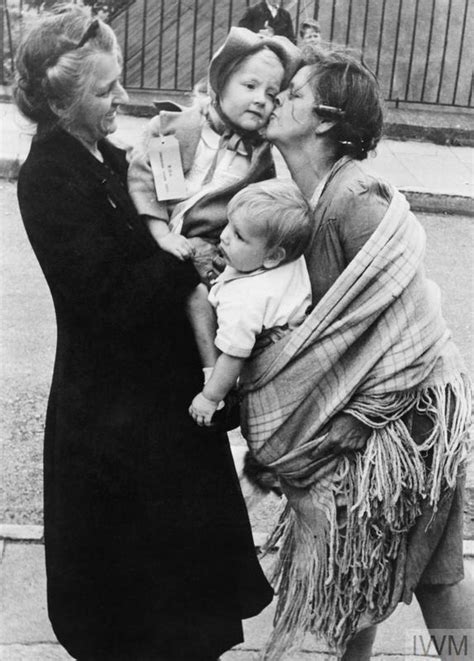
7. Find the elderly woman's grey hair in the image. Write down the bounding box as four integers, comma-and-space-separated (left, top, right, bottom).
14, 4, 119, 130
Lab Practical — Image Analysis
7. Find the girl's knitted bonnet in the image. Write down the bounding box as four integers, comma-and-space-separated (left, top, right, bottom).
207, 27, 302, 140
209, 26, 302, 97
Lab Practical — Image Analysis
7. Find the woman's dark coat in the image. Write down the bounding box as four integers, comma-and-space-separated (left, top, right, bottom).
17, 128, 272, 660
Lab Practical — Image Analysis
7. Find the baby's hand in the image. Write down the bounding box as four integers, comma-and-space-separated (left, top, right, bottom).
157, 233, 194, 261
189, 392, 218, 426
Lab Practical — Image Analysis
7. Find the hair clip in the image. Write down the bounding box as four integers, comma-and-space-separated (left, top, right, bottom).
76, 19, 100, 49
42, 20, 100, 72
314, 104, 345, 118
17, 75, 29, 90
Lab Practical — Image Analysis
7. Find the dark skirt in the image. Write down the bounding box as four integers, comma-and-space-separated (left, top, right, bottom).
43, 357, 272, 660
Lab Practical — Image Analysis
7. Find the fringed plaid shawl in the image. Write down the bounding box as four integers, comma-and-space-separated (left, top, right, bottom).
239, 189, 471, 657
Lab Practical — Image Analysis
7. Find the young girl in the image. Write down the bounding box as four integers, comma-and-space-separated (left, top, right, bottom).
188, 179, 312, 426
128, 27, 302, 284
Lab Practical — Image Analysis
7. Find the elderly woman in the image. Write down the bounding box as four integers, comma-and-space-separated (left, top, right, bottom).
14, 7, 272, 660
240, 49, 472, 660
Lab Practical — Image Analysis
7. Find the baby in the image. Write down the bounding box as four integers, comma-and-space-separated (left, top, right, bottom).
128, 27, 302, 285
188, 179, 312, 426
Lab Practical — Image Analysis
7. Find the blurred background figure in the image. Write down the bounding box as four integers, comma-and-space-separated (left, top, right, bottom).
192, 75, 211, 112
299, 18, 321, 47
238, 0, 296, 43
93, 4, 111, 23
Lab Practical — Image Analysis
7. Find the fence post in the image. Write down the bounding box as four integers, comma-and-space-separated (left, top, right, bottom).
111, 0, 472, 108
0, 1, 4, 85
5, 3, 14, 78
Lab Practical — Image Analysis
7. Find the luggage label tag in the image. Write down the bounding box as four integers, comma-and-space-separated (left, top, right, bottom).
148, 135, 187, 201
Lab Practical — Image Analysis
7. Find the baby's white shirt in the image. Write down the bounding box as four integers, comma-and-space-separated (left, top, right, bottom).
208, 257, 312, 358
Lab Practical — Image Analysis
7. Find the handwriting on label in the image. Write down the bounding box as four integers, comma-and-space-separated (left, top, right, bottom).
149, 135, 187, 201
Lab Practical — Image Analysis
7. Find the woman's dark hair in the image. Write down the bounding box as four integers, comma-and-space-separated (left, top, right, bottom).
13, 4, 119, 129
304, 49, 383, 160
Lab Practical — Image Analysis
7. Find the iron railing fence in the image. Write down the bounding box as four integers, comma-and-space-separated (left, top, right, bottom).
317, 0, 473, 107
1, 0, 15, 84
2, 0, 473, 108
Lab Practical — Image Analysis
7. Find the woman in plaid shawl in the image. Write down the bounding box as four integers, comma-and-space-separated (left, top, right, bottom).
241, 49, 473, 660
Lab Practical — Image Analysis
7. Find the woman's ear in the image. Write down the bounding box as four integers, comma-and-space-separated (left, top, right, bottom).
263, 246, 286, 269
314, 119, 338, 135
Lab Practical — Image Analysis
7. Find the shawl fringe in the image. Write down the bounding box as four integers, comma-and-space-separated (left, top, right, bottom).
259, 374, 471, 658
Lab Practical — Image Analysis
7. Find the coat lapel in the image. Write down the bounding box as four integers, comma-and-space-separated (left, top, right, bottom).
159, 107, 205, 173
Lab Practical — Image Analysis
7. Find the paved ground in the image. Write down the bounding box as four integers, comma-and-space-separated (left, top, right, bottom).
0, 534, 473, 661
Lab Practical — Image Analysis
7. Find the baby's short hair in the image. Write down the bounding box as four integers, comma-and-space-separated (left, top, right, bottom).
227, 180, 312, 264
